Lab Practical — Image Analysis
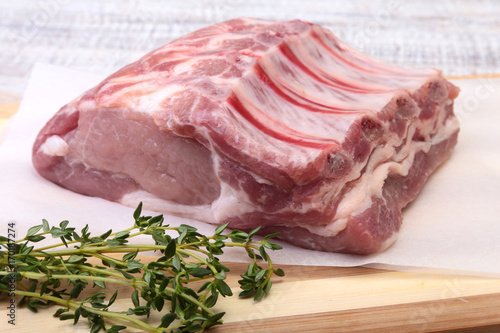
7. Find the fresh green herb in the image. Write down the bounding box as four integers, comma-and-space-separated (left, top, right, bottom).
0, 202, 284, 332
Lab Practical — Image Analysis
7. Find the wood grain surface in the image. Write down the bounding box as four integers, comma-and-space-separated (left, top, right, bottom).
2, 102, 500, 331
2, 254, 500, 333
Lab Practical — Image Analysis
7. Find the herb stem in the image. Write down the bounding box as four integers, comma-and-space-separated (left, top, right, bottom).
0, 271, 145, 288
177, 248, 218, 274
26, 244, 166, 258
91, 253, 128, 267
13, 290, 158, 332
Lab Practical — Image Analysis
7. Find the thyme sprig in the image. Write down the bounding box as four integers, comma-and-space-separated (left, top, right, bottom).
0, 203, 285, 332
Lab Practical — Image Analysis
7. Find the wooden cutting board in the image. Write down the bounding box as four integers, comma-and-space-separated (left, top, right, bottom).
0, 103, 17, 128
2, 255, 500, 333
2, 103, 500, 332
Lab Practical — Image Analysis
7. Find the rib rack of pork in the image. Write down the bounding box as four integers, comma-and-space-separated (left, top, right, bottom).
32, 18, 460, 254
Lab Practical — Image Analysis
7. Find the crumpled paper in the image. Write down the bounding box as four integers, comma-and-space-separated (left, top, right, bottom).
1, 63, 499, 277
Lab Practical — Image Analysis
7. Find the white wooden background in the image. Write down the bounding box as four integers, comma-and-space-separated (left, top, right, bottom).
1, 0, 500, 103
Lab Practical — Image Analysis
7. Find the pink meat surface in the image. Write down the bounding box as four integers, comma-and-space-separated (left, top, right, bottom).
32, 18, 460, 254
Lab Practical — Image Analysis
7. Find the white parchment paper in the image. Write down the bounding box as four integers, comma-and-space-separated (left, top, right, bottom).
1, 63, 499, 276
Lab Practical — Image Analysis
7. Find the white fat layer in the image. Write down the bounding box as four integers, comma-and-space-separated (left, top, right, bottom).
303, 217, 349, 238
303, 115, 459, 238
120, 190, 216, 223
40, 135, 69, 156
172, 58, 199, 75
138, 83, 186, 112
211, 181, 256, 220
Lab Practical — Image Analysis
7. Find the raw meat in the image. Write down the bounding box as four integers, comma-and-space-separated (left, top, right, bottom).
32, 18, 460, 254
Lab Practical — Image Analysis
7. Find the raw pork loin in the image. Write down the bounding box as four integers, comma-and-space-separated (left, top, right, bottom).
32, 18, 460, 254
